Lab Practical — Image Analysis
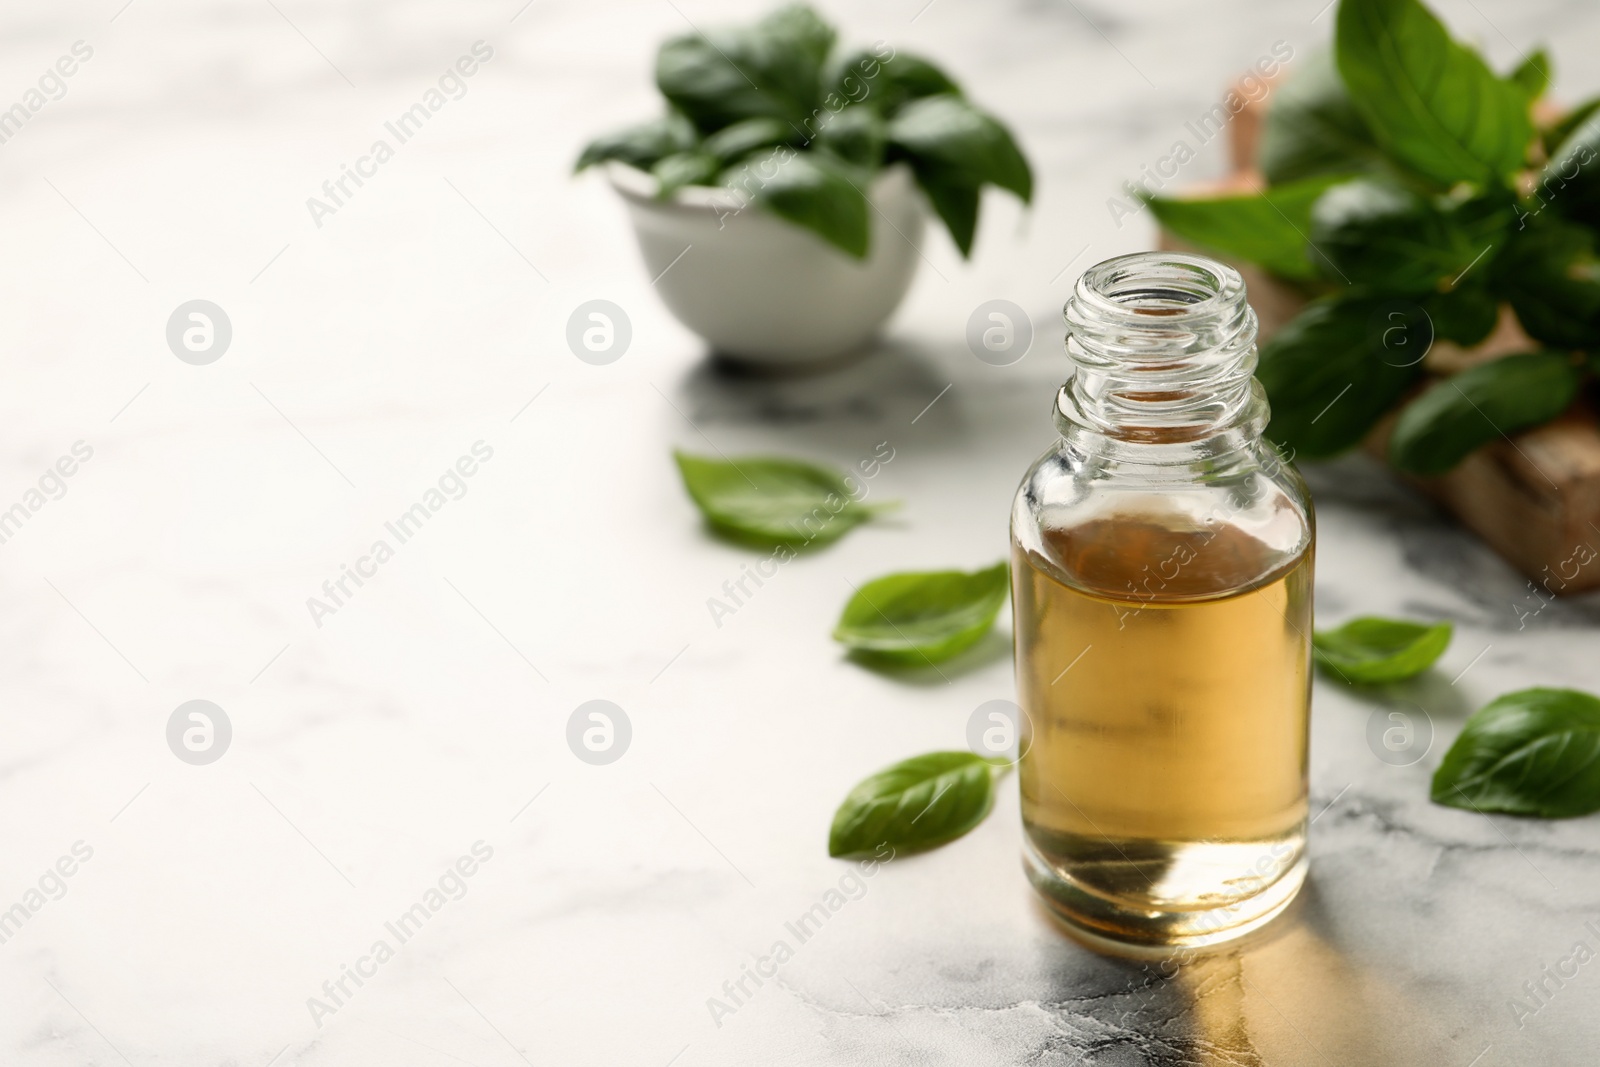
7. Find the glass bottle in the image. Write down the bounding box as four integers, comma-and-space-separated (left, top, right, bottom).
1011, 251, 1314, 952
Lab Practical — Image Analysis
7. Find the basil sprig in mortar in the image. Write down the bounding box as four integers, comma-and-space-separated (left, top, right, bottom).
1149, 0, 1600, 475
575, 3, 1032, 257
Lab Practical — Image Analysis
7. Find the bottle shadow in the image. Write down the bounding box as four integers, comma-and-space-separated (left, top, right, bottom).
1033, 879, 1445, 1064
1313, 664, 1476, 724
673, 333, 1061, 461
679, 337, 961, 428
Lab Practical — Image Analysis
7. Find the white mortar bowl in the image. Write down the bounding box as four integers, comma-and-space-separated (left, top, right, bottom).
608, 162, 925, 370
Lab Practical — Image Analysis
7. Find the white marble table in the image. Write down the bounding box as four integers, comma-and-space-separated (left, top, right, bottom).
3, 0, 1600, 1063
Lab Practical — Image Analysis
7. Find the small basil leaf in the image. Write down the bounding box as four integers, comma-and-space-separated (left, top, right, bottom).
1256, 294, 1427, 457
574, 113, 696, 172
731, 148, 871, 258
834, 562, 1008, 665
1313, 616, 1453, 683
1446, 188, 1519, 276
1509, 48, 1551, 102
753, 2, 836, 94
912, 168, 980, 257
1259, 47, 1382, 185
878, 52, 959, 102
829, 751, 1002, 857
755, 4, 835, 77
656, 33, 765, 131
876, 52, 961, 113
1336, 0, 1533, 186
816, 105, 886, 169
1147, 174, 1346, 281
1540, 113, 1600, 233
673, 451, 887, 549
1543, 99, 1600, 161
880, 53, 959, 101
1309, 178, 1499, 292
651, 152, 722, 198
1388, 351, 1581, 475
822, 49, 891, 109
1432, 687, 1600, 818
824, 49, 959, 114
702, 117, 795, 163
887, 94, 1032, 203
655, 4, 834, 131
1491, 217, 1600, 347
1422, 286, 1498, 346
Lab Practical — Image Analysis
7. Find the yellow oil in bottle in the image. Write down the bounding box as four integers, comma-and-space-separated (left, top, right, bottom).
1014, 516, 1312, 949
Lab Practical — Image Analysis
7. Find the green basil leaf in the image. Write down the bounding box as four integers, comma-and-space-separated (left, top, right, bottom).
912, 168, 980, 257
1310, 177, 1497, 291
755, 4, 835, 76
816, 105, 886, 169
1543, 98, 1600, 159
878, 53, 959, 101
651, 152, 721, 198
574, 113, 696, 172
833, 562, 1008, 664
1541, 111, 1600, 231
1446, 186, 1519, 260
1509, 48, 1551, 102
755, 4, 835, 82
656, 34, 767, 131
1336, 0, 1532, 186
1489, 217, 1600, 348
1432, 688, 1600, 818
824, 49, 960, 115
1422, 285, 1498, 346
1147, 174, 1346, 281
870, 51, 962, 114
1259, 47, 1382, 185
829, 751, 1003, 857
655, 4, 834, 132
881, 93, 1030, 257
730, 148, 871, 258
822, 49, 890, 108
673, 451, 887, 549
1313, 616, 1453, 683
1256, 294, 1427, 458
887, 94, 1032, 203
1388, 351, 1581, 475
702, 117, 795, 163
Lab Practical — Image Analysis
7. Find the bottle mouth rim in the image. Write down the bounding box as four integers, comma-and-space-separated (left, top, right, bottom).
1071, 251, 1245, 328
1058, 250, 1260, 445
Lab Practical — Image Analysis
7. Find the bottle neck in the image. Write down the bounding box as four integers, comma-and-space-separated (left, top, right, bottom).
1055, 252, 1264, 464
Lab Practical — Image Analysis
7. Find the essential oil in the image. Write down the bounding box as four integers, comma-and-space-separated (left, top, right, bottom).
1011, 252, 1314, 951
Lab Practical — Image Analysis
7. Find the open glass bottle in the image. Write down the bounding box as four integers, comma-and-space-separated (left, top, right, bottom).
1011, 251, 1314, 952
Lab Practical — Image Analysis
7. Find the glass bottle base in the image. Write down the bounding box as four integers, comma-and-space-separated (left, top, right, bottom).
1023, 838, 1307, 956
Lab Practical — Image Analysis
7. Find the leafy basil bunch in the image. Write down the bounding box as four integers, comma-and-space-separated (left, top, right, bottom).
574, 4, 1032, 257
1149, 0, 1600, 474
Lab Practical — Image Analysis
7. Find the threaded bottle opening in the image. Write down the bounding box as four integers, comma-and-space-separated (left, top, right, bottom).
1060, 251, 1260, 444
